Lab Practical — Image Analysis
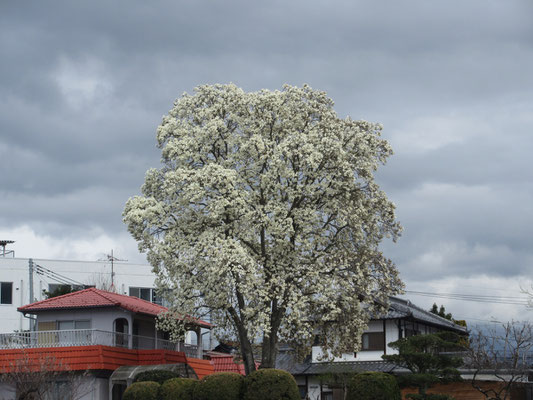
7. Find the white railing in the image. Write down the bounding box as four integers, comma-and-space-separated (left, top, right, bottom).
0, 329, 199, 358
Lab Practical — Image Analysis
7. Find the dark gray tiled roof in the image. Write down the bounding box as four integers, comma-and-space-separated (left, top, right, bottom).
275, 348, 408, 375
304, 361, 402, 375
275, 350, 312, 375
275, 345, 406, 375
379, 297, 467, 333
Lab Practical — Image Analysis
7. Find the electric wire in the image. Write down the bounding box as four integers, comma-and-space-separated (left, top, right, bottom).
34, 264, 86, 286
404, 290, 530, 306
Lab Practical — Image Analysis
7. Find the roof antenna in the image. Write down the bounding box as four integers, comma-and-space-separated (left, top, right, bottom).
0, 240, 15, 257
100, 250, 127, 289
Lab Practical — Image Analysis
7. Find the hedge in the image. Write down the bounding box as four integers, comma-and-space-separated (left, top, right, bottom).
123, 381, 160, 400
346, 372, 401, 400
193, 372, 244, 400
133, 369, 179, 384
160, 377, 197, 400
407, 395, 455, 400
243, 369, 300, 400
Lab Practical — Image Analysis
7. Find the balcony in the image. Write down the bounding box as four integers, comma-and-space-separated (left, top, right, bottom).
0, 329, 199, 358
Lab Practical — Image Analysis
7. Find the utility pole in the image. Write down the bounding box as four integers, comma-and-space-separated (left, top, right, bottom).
28, 258, 35, 331
103, 250, 127, 289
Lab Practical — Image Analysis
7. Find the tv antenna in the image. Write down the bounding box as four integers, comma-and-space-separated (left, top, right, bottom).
0, 240, 15, 257
99, 249, 127, 288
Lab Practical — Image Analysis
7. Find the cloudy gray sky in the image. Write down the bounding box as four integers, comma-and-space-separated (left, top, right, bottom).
1, 1, 532, 325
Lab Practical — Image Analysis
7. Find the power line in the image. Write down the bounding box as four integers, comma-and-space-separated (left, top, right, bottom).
34, 264, 86, 287
404, 290, 530, 306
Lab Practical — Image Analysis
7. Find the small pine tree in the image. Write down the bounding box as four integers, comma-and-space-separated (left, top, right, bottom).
43, 285, 76, 299
429, 304, 453, 321
383, 331, 464, 400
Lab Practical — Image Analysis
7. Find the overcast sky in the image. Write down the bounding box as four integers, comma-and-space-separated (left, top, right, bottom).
1, 1, 532, 325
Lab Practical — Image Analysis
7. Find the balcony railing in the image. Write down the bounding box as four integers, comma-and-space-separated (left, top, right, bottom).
0, 329, 199, 358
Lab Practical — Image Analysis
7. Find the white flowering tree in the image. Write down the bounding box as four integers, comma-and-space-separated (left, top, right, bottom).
123, 84, 403, 374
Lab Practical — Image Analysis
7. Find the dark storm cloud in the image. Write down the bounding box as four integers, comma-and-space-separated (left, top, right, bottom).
1, 0, 532, 292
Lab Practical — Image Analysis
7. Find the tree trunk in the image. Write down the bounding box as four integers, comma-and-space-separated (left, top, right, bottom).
260, 306, 282, 368
260, 333, 278, 368
238, 331, 257, 375
228, 305, 257, 375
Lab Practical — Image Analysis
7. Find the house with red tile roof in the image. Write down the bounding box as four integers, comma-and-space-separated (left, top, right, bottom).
0, 288, 214, 400
207, 352, 260, 375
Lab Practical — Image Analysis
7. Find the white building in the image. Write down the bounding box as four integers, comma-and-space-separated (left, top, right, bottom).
277, 297, 468, 400
0, 256, 161, 333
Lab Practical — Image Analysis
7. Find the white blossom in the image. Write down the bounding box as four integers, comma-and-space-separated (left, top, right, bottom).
123, 84, 403, 372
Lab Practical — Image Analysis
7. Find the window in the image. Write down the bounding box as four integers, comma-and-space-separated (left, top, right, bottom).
298, 385, 307, 399
57, 320, 91, 345
0, 282, 12, 304
404, 321, 420, 337
50, 381, 74, 400
58, 320, 90, 330
361, 331, 385, 351
129, 287, 164, 305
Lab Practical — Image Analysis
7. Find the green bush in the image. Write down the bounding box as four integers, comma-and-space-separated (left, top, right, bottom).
123, 381, 160, 400
346, 372, 401, 400
160, 377, 197, 400
407, 395, 455, 400
133, 369, 179, 384
243, 369, 300, 400
193, 372, 244, 400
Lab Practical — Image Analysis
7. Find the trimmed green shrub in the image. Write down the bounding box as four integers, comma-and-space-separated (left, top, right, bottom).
193, 372, 244, 400
133, 369, 179, 384
407, 395, 455, 400
160, 377, 197, 400
243, 368, 300, 400
346, 372, 401, 400
123, 381, 160, 400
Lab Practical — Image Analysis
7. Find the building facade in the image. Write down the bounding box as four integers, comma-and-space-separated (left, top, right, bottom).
0, 288, 214, 400
278, 297, 468, 400
0, 257, 162, 333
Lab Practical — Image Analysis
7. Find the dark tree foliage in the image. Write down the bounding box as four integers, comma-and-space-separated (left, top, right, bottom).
133, 370, 179, 384
383, 331, 464, 400
122, 381, 160, 400
193, 372, 243, 400
346, 372, 401, 400
160, 378, 197, 400
430, 303, 452, 321
43, 285, 76, 299
243, 369, 300, 400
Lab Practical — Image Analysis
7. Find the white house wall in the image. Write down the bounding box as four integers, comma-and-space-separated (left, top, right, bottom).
0, 375, 108, 400
311, 320, 400, 363
306, 377, 322, 400
0, 257, 156, 333
35, 308, 133, 333
0, 382, 15, 400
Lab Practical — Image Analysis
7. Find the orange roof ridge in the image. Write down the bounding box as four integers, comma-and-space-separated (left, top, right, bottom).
17, 287, 212, 328
17, 287, 110, 311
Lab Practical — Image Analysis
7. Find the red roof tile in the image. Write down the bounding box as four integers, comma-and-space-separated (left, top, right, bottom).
209, 354, 260, 375
0, 345, 215, 378
18, 288, 211, 328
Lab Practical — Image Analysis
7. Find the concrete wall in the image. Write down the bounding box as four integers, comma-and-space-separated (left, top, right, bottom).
0, 374, 108, 400
78, 377, 109, 400
0, 382, 15, 400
